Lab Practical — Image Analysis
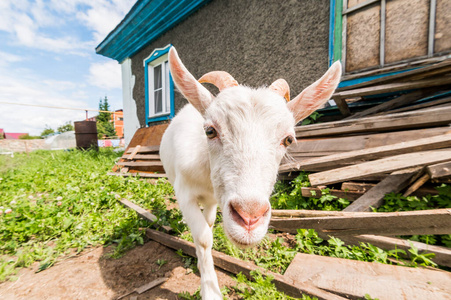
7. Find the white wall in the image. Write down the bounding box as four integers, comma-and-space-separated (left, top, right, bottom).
121, 58, 140, 147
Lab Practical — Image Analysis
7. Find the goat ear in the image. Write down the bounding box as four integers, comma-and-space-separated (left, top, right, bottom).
169, 47, 213, 114
287, 61, 342, 123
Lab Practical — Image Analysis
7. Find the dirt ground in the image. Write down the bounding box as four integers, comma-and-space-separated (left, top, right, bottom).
0, 241, 238, 300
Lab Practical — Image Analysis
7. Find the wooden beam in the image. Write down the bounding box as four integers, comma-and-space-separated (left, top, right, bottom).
145, 229, 346, 300
125, 145, 160, 154
282, 134, 451, 173
116, 161, 164, 167
342, 168, 422, 212
119, 199, 172, 232
308, 148, 451, 186
122, 154, 161, 160
108, 172, 167, 178
332, 77, 451, 100
272, 210, 355, 218
284, 253, 451, 300
295, 106, 451, 138
270, 209, 451, 236
427, 161, 451, 179
332, 97, 351, 116
300, 187, 362, 201
403, 173, 431, 197
377, 95, 451, 115
337, 60, 451, 91
128, 145, 141, 160
344, 89, 433, 120
339, 234, 451, 268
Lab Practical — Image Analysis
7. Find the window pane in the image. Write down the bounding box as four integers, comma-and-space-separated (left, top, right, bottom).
154, 89, 163, 113
154, 64, 162, 89
385, 0, 428, 64
165, 61, 170, 113
435, 0, 451, 53
346, 3, 381, 72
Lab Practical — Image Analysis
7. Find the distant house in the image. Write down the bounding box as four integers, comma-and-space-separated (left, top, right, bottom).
5, 132, 28, 139
96, 0, 451, 146
86, 109, 124, 138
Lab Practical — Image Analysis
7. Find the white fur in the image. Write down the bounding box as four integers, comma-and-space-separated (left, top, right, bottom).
160, 48, 341, 299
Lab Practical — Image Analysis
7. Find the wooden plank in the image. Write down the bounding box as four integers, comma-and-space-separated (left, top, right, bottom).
145, 229, 346, 300
128, 145, 141, 160
281, 134, 451, 173
125, 145, 160, 154
378, 95, 451, 115
342, 167, 422, 212
341, 182, 376, 192
116, 161, 163, 167
308, 148, 451, 186
119, 199, 172, 232
427, 160, 451, 179
300, 187, 362, 201
344, 89, 433, 120
337, 60, 451, 91
122, 154, 161, 160
333, 97, 351, 117
403, 173, 431, 197
288, 126, 451, 156
339, 234, 451, 268
332, 77, 451, 100
272, 210, 355, 218
284, 253, 451, 300
295, 106, 451, 138
270, 209, 451, 236
108, 172, 167, 178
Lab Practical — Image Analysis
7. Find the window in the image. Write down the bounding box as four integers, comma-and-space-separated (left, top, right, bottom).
331, 0, 451, 75
143, 44, 174, 123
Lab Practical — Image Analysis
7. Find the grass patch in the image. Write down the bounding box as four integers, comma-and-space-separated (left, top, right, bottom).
0, 148, 174, 281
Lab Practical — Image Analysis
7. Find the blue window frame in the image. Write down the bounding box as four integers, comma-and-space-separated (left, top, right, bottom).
144, 44, 175, 124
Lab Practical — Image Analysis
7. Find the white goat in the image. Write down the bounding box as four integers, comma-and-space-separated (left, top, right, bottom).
160, 47, 341, 299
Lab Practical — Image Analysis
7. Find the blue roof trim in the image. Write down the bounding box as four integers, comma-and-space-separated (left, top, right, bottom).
96, 0, 212, 62
337, 67, 422, 89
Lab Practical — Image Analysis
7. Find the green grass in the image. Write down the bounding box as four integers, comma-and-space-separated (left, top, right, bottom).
0, 149, 173, 281
1, 151, 449, 299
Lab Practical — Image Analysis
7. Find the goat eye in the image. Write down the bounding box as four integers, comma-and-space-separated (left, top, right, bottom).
205, 127, 217, 139
282, 136, 294, 147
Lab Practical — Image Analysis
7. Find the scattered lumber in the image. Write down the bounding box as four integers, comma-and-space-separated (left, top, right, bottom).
270, 209, 451, 236
281, 134, 451, 173
338, 235, 451, 268
343, 89, 434, 120
295, 105, 451, 138
427, 161, 451, 179
342, 168, 422, 212
146, 229, 346, 300
119, 199, 172, 232
308, 148, 451, 186
116, 277, 168, 300
110, 144, 166, 178
300, 187, 362, 201
336, 60, 451, 92
284, 253, 451, 300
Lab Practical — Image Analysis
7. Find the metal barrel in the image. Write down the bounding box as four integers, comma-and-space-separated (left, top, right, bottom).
74, 121, 98, 150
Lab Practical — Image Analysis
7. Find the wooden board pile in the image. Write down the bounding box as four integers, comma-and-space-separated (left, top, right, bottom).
277, 60, 451, 272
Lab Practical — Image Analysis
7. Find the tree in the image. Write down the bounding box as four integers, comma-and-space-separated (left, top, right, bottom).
40, 126, 55, 137
57, 122, 74, 133
96, 96, 116, 138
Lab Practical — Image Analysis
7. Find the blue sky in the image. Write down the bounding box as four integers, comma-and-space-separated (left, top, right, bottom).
0, 0, 136, 135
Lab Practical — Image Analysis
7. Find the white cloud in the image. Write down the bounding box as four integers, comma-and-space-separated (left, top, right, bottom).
0, 68, 90, 135
88, 60, 122, 90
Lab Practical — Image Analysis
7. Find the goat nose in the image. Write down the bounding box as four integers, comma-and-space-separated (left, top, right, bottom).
229, 201, 270, 231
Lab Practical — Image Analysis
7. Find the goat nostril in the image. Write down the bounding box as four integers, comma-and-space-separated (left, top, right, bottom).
229, 201, 269, 230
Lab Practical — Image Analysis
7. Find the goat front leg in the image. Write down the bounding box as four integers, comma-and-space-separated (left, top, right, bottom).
179, 193, 222, 299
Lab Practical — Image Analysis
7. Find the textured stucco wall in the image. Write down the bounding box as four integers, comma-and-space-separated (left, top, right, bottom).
131, 0, 330, 127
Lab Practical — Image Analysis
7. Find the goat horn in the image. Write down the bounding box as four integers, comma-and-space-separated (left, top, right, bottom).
269, 79, 290, 102
198, 71, 238, 91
